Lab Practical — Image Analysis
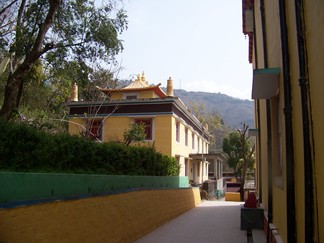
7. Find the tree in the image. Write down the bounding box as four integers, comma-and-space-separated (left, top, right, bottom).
0, 0, 127, 120
222, 123, 255, 201
237, 123, 255, 201
123, 122, 146, 146
222, 132, 242, 178
188, 100, 230, 152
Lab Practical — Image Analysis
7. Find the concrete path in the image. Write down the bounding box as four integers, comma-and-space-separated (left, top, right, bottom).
135, 200, 266, 243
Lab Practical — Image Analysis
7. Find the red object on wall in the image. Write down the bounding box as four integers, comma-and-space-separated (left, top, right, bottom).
244, 192, 258, 208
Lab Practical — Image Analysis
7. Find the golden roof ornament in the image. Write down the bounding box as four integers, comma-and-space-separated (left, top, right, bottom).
141, 71, 145, 82
70, 82, 78, 102
136, 73, 141, 81
141, 71, 149, 84
167, 77, 174, 96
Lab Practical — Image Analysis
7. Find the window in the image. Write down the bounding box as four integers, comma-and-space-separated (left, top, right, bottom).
126, 95, 137, 100
192, 133, 195, 149
185, 128, 188, 146
134, 118, 153, 140
176, 121, 180, 142
185, 158, 188, 176
123, 92, 138, 100
197, 163, 200, 177
198, 137, 200, 152
89, 119, 102, 140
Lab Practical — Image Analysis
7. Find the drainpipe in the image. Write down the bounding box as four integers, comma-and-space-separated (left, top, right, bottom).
278, 1, 297, 242
260, 1, 273, 242
294, 1, 315, 242
252, 3, 262, 204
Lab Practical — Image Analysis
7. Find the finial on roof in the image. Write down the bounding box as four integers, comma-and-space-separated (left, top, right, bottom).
167, 77, 174, 96
141, 71, 148, 84
70, 82, 78, 102
136, 73, 141, 81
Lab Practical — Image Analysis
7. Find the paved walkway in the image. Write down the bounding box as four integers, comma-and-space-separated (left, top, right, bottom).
135, 200, 266, 243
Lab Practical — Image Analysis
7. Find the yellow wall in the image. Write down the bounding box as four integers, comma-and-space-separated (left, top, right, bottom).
252, 1, 324, 242
102, 115, 174, 155
170, 117, 209, 179
140, 90, 157, 99
153, 115, 172, 155
68, 118, 85, 136
286, 2, 305, 242
109, 90, 157, 101
103, 116, 130, 142
0, 188, 201, 243
110, 92, 123, 100
305, 2, 324, 240
254, 1, 288, 241
259, 99, 268, 213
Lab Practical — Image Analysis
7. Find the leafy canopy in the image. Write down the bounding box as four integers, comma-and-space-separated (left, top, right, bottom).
123, 122, 146, 146
0, 0, 128, 120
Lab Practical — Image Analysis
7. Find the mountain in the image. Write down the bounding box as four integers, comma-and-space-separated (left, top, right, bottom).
173, 89, 254, 129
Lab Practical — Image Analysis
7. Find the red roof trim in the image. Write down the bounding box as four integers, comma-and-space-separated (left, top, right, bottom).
242, 0, 254, 63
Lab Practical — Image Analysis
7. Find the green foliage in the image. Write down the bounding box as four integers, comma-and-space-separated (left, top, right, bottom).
187, 100, 232, 152
222, 125, 254, 181
123, 122, 146, 146
222, 132, 242, 177
0, 0, 128, 120
0, 120, 180, 176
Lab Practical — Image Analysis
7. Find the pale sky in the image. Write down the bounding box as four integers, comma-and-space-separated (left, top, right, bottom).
116, 0, 253, 100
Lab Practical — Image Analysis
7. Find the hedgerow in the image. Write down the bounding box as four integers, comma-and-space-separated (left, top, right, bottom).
0, 119, 180, 176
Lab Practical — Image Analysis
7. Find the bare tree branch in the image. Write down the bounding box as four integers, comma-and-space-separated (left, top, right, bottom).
0, 0, 18, 16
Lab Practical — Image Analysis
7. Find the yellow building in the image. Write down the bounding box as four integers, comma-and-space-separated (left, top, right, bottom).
67, 73, 212, 184
242, 1, 324, 242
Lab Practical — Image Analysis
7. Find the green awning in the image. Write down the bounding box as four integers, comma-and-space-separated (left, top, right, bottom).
252, 68, 280, 99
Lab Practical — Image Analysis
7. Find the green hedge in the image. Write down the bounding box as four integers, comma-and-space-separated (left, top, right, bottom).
0, 120, 180, 176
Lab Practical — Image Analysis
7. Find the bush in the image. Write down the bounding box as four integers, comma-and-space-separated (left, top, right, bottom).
0, 119, 180, 176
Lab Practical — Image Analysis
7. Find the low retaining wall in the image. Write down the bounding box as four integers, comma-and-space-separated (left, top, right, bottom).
0, 188, 201, 243
0, 172, 189, 206
225, 192, 241, 201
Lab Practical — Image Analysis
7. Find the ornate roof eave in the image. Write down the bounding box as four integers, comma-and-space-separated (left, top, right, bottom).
242, 0, 254, 63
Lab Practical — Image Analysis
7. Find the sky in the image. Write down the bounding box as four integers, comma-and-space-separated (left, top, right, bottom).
116, 0, 253, 100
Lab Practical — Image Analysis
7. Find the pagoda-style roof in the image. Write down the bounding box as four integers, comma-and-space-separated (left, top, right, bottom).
96, 72, 167, 98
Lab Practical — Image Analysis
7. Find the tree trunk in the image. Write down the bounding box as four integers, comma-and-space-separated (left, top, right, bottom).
0, 65, 30, 120
0, 81, 19, 120
0, 0, 61, 121
240, 161, 248, 201
239, 123, 249, 201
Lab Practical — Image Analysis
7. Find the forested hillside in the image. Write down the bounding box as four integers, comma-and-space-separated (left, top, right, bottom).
174, 89, 254, 129
168, 89, 254, 152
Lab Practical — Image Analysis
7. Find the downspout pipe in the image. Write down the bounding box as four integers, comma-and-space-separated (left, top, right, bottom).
260, 0, 273, 235
294, 1, 315, 242
252, 3, 262, 204
278, 1, 297, 242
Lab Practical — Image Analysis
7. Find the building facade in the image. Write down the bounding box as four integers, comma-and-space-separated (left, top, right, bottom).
242, 1, 323, 242
67, 73, 211, 184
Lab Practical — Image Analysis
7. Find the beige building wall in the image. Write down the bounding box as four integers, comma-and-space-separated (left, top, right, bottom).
305, 1, 324, 240
251, 0, 324, 242
285, 2, 305, 241
170, 116, 209, 181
